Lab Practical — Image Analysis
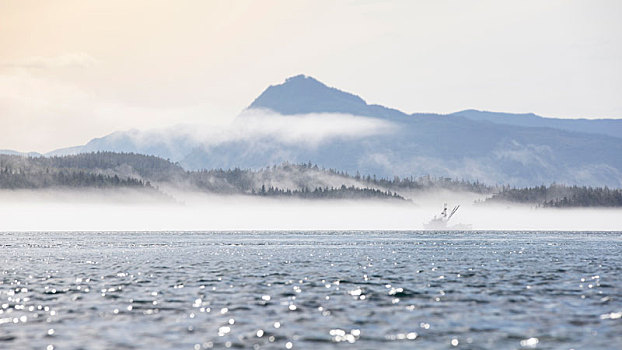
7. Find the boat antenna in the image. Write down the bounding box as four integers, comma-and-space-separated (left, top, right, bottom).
447, 205, 460, 221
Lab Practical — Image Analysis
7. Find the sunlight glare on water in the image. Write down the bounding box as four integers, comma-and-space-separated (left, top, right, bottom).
0, 231, 620, 349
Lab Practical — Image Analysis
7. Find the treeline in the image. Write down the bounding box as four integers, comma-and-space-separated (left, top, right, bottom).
0, 167, 151, 190
0, 153, 407, 200
0, 152, 161, 190
3, 152, 621, 206
371, 174, 492, 194
284, 162, 493, 193
253, 184, 404, 200
484, 184, 622, 207
193, 162, 494, 195
0, 153, 487, 200
3, 152, 186, 181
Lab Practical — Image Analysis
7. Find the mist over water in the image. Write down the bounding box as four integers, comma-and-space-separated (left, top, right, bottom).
1, 189, 621, 231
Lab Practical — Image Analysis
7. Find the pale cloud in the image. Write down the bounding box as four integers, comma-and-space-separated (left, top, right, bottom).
110, 109, 396, 151
0, 70, 231, 152
1, 52, 99, 69
493, 141, 555, 168
226, 109, 395, 147
0, 65, 395, 153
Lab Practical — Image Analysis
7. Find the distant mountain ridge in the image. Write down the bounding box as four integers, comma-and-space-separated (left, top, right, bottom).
250, 74, 622, 139
6, 74, 622, 187
449, 109, 622, 139
0, 149, 43, 157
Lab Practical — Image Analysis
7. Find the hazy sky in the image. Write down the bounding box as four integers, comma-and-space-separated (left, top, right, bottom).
1, 0, 621, 152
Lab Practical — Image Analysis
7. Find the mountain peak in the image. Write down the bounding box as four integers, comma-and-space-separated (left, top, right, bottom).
248, 74, 367, 115
248, 74, 407, 119
284, 74, 319, 84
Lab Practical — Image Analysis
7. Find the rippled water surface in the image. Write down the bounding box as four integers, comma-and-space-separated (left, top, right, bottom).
1, 231, 621, 349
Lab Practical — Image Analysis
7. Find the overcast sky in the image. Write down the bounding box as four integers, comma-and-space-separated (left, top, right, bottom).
1, 0, 621, 152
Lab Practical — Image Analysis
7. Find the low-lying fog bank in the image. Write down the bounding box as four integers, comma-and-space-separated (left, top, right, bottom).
1, 189, 621, 232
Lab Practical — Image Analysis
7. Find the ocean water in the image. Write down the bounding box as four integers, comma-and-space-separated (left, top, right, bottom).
0, 231, 620, 350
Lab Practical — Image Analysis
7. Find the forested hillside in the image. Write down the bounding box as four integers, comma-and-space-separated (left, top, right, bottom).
0, 152, 489, 200
484, 185, 622, 207
2, 152, 621, 206
0, 153, 156, 190
0, 153, 410, 200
